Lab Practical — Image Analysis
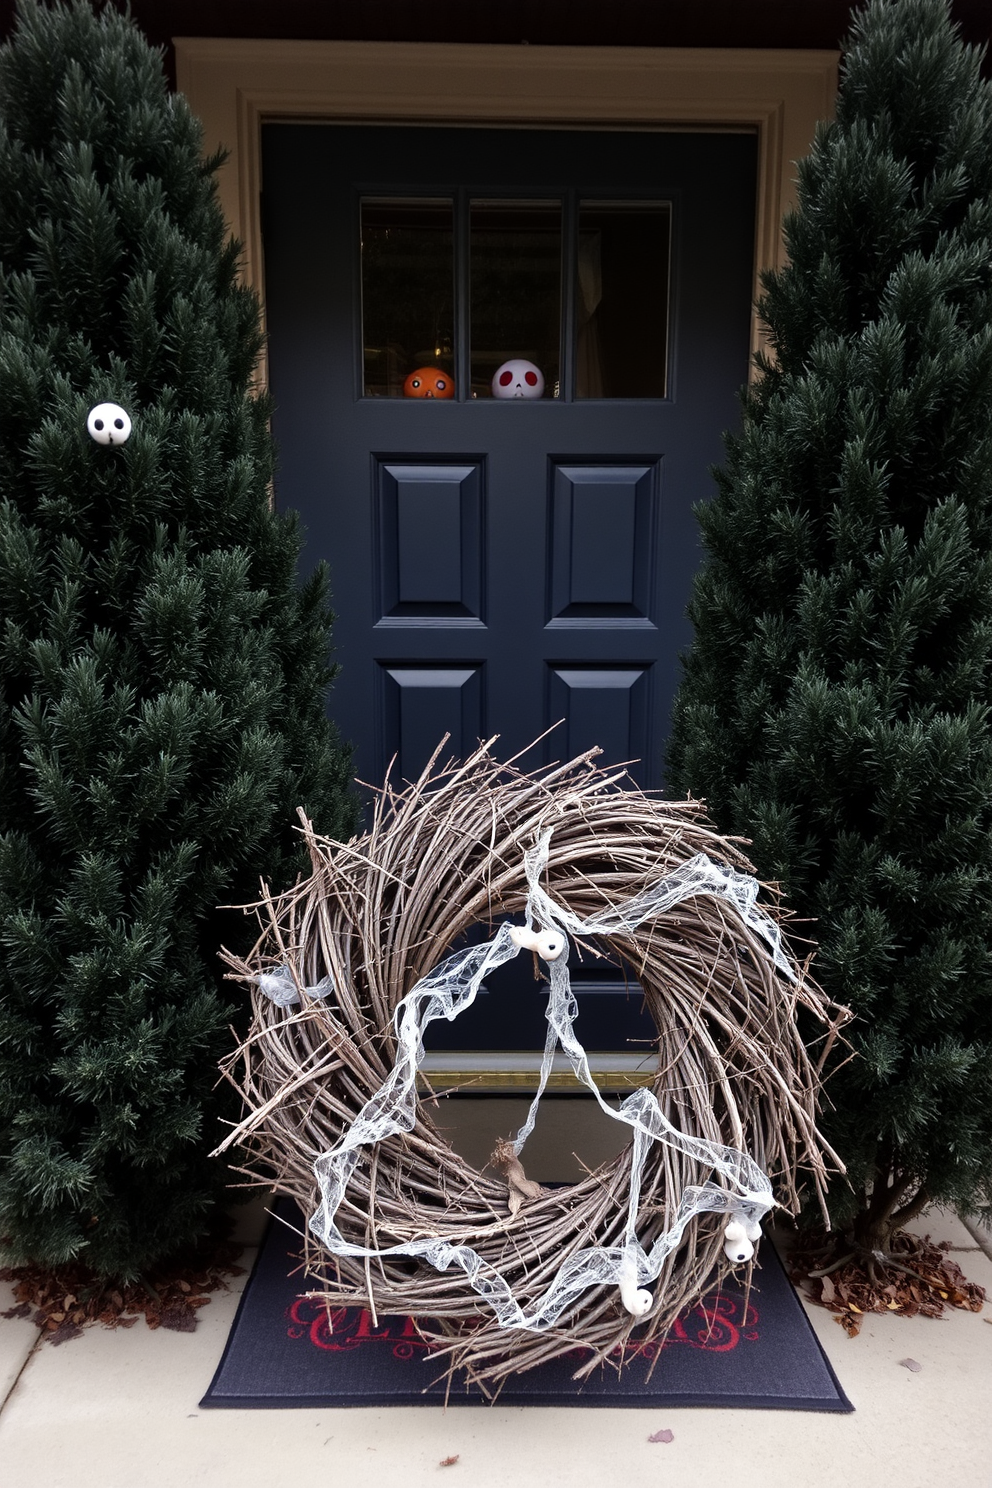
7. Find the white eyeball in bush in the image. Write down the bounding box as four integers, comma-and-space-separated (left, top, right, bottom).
491, 359, 545, 399
87, 403, 132, 445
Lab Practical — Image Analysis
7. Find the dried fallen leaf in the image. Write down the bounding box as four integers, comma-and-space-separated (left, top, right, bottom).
0, 1228, 243, 1342
49, 1321, 83, 1347
160, 1306, 197, 1333
648, 1429, 675, 1444
899, 1358, 922, 1373
790, 1227, 986, 1331
439, 1456, 459, 1467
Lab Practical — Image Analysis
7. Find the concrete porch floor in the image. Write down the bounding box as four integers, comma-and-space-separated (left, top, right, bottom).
2, 1101, 991, 1488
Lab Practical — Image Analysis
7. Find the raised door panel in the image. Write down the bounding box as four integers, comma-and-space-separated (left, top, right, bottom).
376, 460, 484, 623
548, 463, 656, 623
548, 666, 649, 775
380, 665, 483, 782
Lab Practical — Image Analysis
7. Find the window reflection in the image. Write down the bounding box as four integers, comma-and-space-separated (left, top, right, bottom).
470, 201, 561, 399
576, 202, 670, 399
361, 199, 454, 397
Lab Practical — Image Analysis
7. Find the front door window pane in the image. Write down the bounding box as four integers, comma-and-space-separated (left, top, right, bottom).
361, 199, 454, 397
576, 202, 671, 399
470, 200, 561, 399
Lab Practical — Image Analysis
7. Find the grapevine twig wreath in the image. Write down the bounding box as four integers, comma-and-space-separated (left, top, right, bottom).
216, 741, 848, 1392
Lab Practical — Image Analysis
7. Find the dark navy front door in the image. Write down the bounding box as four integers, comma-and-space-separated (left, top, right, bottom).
261, 125, 755, 1059
261, 125, 756, 794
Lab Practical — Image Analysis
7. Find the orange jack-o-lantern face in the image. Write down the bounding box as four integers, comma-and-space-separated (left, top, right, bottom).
403, 366, 454, 399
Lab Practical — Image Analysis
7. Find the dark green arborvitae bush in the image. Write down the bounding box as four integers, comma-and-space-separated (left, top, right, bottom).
667, 0, 992, 1249
0, 1, 355, 1276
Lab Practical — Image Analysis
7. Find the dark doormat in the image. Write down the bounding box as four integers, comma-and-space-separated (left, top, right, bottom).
201, 1199, 853, 1411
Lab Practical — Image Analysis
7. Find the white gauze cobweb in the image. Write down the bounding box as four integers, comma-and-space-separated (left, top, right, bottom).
292, 828, 795, 1331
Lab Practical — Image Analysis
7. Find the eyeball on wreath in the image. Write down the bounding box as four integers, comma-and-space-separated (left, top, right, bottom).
491, 359, 544, 399
723, 1219, 755, 1265
403, 367, 454, 399
508, 925, 565, 961
87, 403, 132, 445
618, 1259, 654, 1318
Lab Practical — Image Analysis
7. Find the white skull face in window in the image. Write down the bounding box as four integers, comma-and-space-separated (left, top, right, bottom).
491, 359, 545, 400
86, 403, 132, 445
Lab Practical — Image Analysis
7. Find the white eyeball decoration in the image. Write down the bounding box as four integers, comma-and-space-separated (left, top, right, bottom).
723, 1216, 762, 1265
491, 359, 545, 400
618, 1258, 654, 1318
508, 925, 566, 961
87, 403, 132, 446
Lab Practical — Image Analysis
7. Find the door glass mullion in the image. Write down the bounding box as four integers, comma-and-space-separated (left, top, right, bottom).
560, 189, 577, 403
454, 189, 470, 403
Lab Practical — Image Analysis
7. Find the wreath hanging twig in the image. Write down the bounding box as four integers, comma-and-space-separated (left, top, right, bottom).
216, 741, 848, 1392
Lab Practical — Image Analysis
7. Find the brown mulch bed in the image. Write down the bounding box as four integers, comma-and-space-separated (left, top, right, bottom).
0, 1230, 246, 1346
789, 1228, 986, 1337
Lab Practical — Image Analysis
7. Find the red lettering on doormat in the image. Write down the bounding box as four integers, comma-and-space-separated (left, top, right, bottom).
286, 1290, 759, 1358
288, 1299, 433, 1357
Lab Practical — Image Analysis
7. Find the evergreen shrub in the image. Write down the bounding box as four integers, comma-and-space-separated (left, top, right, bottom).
668, 0, 992, 1250
0, 0, 355, 1276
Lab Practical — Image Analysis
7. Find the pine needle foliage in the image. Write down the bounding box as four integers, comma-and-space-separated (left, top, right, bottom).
0, 1, 356, 1276
667, 0, 992, 1245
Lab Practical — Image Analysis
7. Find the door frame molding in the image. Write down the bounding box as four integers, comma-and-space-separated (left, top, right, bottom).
175, 39, 838, 366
